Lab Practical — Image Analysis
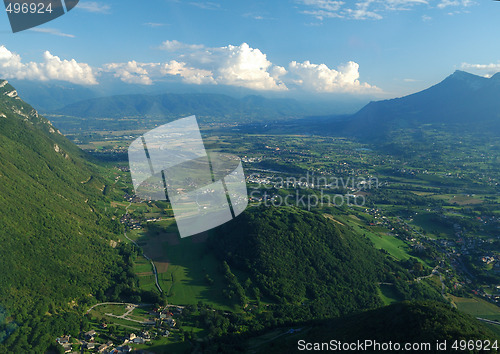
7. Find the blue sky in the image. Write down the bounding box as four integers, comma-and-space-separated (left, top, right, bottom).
1, 0, 500, 100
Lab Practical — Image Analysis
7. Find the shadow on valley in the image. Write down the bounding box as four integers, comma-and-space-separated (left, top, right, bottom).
134, 222, 244, 311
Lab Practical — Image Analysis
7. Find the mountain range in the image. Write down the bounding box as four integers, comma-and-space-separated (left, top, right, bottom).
40, 70, 500, 140
238, 70, 500, 140
54, 93, 306, 121
341, 70, 500, 138
11, 79, 366, 115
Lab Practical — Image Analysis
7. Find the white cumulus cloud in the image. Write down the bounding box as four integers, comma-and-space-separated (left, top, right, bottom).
42, 51, 97, 84
288, 60, 378, 93
103, 61, 155, 85
210, 43, 288, 91
106, 43, 288, 90
0, 42, 378, 94
102, 59, 216, 86
161, 60, 215, 85
103, 41, 377, 93
0, 46, 97, 85
159, 42, 288, 91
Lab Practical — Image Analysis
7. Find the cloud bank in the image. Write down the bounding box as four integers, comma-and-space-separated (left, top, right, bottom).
0, 42, 378, 94
105, 41, 378, 93
0, 46, 97, 85
288, 60, 376, 93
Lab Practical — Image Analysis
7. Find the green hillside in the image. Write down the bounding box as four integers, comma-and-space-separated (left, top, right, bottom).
0, 80, 138, 352
240, 301, 499, 354
209, 206, 443, 322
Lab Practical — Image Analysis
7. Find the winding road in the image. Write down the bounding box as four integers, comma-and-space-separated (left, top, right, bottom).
123, 202, 163, 293
86, 302, 146, 314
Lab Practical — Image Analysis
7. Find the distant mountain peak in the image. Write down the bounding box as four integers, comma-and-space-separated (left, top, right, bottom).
451, 69, 475, 76
448, 69, 483, 80
443, 70, 487, 90
341, 70, 500, 138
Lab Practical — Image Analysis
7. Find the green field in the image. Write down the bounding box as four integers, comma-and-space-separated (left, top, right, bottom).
452, 296, 500, 321
411, 213, 453, 238
160, 239, 239, 311
92, 304, 128, 316
88, 303, 156, 332
128, 221, 242, 311
134, 254, 158, 292
131, 336, 190, 353
129, 306, 154, 322
134, 255, 153, 274
451, 296, 500, 338
378, 284, 402, 305
367, 232, 413, 261
138, 275, 158, 292
337, 214, 415, 261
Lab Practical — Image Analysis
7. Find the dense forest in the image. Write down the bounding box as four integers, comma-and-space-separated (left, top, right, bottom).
210, 206, 442, 322
203, 301, 498, 353
0, 81, 148, 352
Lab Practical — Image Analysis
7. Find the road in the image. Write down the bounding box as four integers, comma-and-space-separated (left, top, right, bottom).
86, 302, 147, 314
123, 202, 163, 294
415, 266, 439, 282
476, 317, 500, 326
104, 313, 150, 324
86, 302, 184, 315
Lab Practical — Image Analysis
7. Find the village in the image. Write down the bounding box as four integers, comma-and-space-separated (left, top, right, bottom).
56, 305, 183, 353
364, 206, 500, 305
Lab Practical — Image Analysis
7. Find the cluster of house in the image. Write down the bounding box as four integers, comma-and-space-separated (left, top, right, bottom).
481, 255, 496, 264
81, 330, 117, 353
241, 156, 261, 163
55, 336, 72, 353
124, 193, 142, 203
154, 306, 181, 328
56, 306, 183, 353
120, 213, 142, 230
57, 330, 150, 353
56, 331, 118, 354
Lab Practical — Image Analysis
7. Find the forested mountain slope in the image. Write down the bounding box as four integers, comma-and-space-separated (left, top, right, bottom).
0, 80, 136, 352
230, 301, 498, 353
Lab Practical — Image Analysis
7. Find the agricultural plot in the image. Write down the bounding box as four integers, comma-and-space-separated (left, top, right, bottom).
159, 239, 239, 311
451, 296, 500, 321
451, 296, 500, 338
129, 220, 239, 311
334, 213, 418, 262
410, 213, 454, 239
378, 284, 402, 305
